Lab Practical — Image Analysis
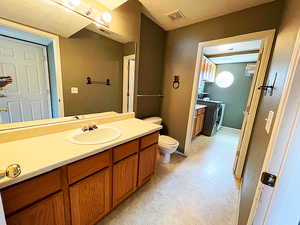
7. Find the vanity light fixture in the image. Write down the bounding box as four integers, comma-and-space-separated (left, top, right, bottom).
102, 12, 112, 23
51, 0, 112, 28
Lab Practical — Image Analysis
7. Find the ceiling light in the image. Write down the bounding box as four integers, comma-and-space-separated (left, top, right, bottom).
102, 12, 112, 23
64, 0, 80, 8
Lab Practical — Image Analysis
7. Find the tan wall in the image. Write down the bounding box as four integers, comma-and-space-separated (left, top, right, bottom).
162, 1, 283, 152
137, 14, 166, 118
239, 0, 300, 224
60, 29, 124, 116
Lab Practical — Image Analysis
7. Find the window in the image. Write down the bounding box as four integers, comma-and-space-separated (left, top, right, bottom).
215, 71, 234, 88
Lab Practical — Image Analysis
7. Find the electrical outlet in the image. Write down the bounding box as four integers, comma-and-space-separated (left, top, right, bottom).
71, 87, 78, 94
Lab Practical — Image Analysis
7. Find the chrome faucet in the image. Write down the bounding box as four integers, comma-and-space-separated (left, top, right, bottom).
81, 123, 98, 132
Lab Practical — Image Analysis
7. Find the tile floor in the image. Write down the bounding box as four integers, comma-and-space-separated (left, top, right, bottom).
97, 127, 241, 225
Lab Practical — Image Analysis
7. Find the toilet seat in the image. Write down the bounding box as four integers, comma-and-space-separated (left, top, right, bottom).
159, 135, 179, 148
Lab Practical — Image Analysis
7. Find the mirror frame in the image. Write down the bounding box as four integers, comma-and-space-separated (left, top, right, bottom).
0, 18, 65, 130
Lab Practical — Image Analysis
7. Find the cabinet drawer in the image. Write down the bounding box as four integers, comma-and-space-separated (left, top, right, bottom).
140, 132, 159, 150
113, 139, 139, 163
67, 150, 112, 184
2, 169, 62, 216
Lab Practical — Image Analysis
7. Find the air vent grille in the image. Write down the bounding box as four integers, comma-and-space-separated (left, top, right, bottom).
167, 10, 185, 21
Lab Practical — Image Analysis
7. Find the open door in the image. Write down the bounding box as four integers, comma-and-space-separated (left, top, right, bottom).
122, 54, 135, 113
233, 42, 265, 179
247, 29, 300, 225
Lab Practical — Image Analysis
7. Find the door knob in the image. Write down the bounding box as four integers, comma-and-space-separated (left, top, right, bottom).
0, 107, 8, 112
0, 164, 21, 179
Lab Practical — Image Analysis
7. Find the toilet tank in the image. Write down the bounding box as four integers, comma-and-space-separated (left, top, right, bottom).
143, 117, 162, 125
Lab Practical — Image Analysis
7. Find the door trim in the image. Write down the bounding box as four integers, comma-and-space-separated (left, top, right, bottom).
247, 28, 300, 225
0, 18, 64, 117
122, 54, 135, 113
184, 30, 276, 162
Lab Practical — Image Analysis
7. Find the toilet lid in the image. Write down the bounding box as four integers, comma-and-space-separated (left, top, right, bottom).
159, 135, 178, 146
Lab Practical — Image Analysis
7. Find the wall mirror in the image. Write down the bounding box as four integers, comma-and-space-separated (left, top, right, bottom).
0, 0, 137, 130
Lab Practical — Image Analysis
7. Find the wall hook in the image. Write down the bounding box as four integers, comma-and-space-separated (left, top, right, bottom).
258, 73, 277, 96
173, 75, 180, 89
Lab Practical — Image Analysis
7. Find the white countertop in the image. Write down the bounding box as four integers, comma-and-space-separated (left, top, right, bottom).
0, 118, 162, 189
195, 104, 207, 110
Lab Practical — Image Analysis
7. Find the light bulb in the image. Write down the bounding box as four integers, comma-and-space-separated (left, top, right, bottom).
102, 12, 112, 23
65, 0, 80, 8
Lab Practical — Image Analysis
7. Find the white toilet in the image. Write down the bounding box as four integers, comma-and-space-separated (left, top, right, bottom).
144, 117, 179, 163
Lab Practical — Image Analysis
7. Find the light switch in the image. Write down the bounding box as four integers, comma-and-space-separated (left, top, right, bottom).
265, 111, 274, 134
71, 87, 78, 94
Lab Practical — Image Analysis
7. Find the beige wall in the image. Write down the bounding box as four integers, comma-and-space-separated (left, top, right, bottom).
239, 0, 300, 224
136, 14, 166, 118
60, 29, 124, 116
162, 1, 283, 152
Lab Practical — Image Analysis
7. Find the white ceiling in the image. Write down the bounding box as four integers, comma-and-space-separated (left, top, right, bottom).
139, 0, 274, 30
209, 53, 259, 64
204, 40, 262, 55
204, 39, 262, 64
96, 0, 128, 10
0, 0, 92, 38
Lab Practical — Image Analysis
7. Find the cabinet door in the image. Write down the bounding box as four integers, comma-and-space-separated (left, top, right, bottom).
113, 154, 138, 208
193, 116, 198, 137
7, 192, 65, 225
138, 144, 157, 187
198, 114, 204, 134
69, 167, 111, 225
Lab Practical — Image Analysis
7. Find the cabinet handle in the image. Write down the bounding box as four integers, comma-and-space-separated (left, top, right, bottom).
0, 164, 21, 179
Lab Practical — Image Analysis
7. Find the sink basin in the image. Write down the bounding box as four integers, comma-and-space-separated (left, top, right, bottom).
69, 126, 121, 145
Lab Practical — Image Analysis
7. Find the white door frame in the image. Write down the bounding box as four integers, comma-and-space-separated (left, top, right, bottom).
122, 54, 135, 113
0, 18, 64, 117
247, 28, 300, 225
184, 30, 276, 163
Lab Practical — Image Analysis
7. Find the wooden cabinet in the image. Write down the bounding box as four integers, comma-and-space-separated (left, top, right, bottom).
69, 167, 111, 225
2, 169, 62, 216
6, 192, 65, 225
113, 154, 138, 207
1, 132, 159, 225
200, 56, 216, 82
138, 144, 157, 187
193, 107, 206, 137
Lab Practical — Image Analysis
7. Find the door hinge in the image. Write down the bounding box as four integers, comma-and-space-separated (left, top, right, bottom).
261, 172, 277, 187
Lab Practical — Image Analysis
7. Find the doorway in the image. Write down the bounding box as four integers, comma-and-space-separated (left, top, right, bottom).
185, 30, 275, 179
0, 35, 52, 123
123, 54, 135, 113
191, 38, 263, 187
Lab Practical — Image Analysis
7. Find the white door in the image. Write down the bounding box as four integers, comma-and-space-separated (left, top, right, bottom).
233, 42, 265, 179
122, 54, 135, 113
249, 29, 300, 225
0, 36, 52, 124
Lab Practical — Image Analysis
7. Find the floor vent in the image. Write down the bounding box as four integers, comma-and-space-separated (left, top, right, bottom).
167, 10, 185, 21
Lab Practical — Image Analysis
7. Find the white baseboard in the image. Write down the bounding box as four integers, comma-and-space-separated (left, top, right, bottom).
221, 126, 241, 133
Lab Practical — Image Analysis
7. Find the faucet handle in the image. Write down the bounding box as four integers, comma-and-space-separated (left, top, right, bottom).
81, 125, 89, 132
91, 123, 98, 130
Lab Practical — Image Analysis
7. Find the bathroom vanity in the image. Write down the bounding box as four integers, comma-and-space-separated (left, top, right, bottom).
0, 114, 161, 225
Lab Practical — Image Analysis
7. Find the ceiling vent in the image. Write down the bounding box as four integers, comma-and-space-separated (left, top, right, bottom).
167, 10, 185, 21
